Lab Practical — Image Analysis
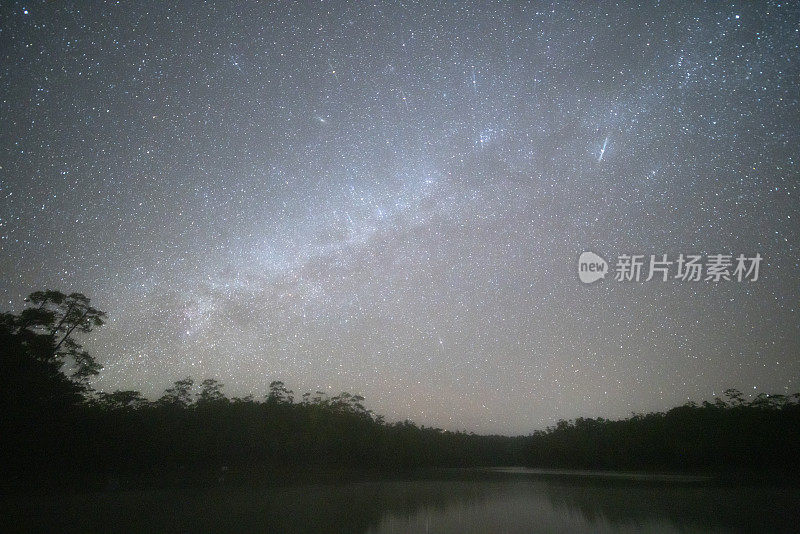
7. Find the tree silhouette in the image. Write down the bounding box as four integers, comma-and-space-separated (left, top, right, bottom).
94, 390, 148, 410
3, 290, 800, 490
267, 380, 293, 404
159, 377, 195, 407
1, 290, 105, 416
197, 378, 226, 405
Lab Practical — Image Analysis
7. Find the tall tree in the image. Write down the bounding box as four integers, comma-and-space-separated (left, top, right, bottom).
0, 290, 105, 415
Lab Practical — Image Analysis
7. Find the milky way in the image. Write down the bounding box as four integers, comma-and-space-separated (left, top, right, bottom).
1, 2, 798, 433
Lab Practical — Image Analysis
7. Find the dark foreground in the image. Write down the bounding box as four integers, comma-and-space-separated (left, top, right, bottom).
2, 468, 798, 534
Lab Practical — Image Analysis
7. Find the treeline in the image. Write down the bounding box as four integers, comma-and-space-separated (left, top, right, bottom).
2, 290, 799, 489
527, 390, 800, 472
0, 291, 523, 487
70, 378, 526, 474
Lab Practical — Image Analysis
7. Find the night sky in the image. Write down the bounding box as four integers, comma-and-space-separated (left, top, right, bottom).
1, 1, 798, 434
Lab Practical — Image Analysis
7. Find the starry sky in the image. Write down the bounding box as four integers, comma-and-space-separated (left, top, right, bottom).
1, 1, 798, 434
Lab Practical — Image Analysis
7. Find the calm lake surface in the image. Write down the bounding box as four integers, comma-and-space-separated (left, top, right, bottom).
4, 468, 799, 533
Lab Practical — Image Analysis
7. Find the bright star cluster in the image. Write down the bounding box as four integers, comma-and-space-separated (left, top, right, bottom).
1, 2, 797, 433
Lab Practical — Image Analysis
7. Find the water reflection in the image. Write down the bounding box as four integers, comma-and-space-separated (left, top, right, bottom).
3, 468, 797, 533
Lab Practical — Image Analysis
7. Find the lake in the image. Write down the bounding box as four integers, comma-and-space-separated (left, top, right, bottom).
3, 468, 798, 533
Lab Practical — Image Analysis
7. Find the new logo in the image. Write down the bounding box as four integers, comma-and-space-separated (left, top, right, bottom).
578, 252, 608, 284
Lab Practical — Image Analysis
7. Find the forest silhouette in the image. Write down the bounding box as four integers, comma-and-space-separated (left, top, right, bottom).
3, 291, 799, 490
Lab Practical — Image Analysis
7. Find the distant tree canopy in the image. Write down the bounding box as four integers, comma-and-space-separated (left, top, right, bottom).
525, 388, 800, 471
2, 290, 800, 490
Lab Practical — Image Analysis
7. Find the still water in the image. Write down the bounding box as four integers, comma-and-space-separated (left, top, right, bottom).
4, 468, 798, 533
